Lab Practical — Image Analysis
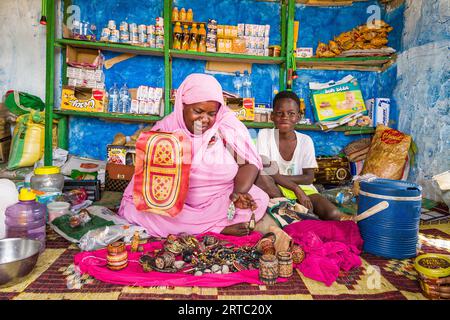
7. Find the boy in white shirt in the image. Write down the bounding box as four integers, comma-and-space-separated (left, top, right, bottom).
256, 91, 343, 221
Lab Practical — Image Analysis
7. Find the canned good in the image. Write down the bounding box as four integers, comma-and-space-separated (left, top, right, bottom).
120, 21, 128, 32
147, 25, 155, 35
155, 26, 164, 36
101, 27, 111, 39
155, 17, 164, 27
108, 20, 116, 30
129, 23, 137, 33
138, 33, 147, 44
138, 24, 147, 34
120, 31, 130, 43
110, 30, 120, 43
155, 35, 164, 48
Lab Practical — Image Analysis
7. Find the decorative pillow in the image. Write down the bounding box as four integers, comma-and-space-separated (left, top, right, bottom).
133, 131, 192, 217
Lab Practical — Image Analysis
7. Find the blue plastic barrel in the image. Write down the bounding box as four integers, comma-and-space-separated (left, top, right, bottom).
357, 179, 422, 259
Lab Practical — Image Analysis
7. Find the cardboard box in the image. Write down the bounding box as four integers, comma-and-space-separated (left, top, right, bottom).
296, 47, 313, 58
107, 145, 136, 166
0, 136, 11, 163
60, 86, 107, 112
66, 45, 104, 70
365, 98, 390, 127
227, 98, 255, 121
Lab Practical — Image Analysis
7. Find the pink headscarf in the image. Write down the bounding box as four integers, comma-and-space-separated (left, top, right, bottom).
152, 73, 262, 170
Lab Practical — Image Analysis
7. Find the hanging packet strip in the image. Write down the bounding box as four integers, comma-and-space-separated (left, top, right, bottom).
309, 75, 367, 122
133, 131, 192, 217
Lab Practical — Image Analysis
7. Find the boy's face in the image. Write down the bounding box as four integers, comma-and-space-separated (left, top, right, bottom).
271, 98, 301, 133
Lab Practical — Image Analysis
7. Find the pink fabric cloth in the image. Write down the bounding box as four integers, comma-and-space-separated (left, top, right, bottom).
284, 220, 364, 287
74, 232, 288, 288
119, 74, 268, 237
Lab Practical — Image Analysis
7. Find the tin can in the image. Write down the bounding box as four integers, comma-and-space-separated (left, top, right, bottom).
291, 245, 305, 264
129, 23, 138, 33
101, 28, 111, 40
120, 21, 128, 32
147, 25, 155, 35
108, 20, 116, 30
155, 17, 164, 27
138, 33, 147, 44
277, 251, 293, 278
259, 254, 278, 285
156, 35, 164, 48
138, 24, 147, 34
110, 30, 120, 43
120, 31, 130, 43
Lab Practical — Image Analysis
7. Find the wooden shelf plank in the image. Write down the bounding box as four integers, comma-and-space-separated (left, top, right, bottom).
55, 39, 165, 57
243, 121, 375, 132
296, 55, 396, 71
170, 49, 285, 64
54, 110, 162, 123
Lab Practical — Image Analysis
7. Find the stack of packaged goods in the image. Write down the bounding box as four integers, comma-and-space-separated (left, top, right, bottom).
206, 19, 218, 52
100, 18, 164, 48
129, 86, 163, 115
212, 23, 270, 56
67, 66, 105, 90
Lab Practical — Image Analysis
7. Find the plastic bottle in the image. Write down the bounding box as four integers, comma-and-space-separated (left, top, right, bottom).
5, 188, 46, 252
242, 70, 253, 98
172, 7, 179, 21
108, 83, 119, 113
173, 22, 182, 50
198, 24, 206, 52
186, 9, 194, 22
181, 25, 190, 50
189, 23, 198, 51
233, 71, 243, 97
179, 8, 186, 21
119, 83, 131, 113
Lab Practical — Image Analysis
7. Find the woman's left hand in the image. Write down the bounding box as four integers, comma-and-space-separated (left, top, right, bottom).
230, 192, 258, 211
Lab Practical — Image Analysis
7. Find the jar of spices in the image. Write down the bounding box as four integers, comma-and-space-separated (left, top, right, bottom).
259, 254, 278, 285
277, 251, 293, 278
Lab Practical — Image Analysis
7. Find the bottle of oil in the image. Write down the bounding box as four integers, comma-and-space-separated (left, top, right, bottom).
181, 25, 190, 51
189, 23, 198, 51
186, 9, 193, 22
173, 22, 182, 50
179, 8, 186, 22
172, 7, 179, 22
198, 23, 206, 52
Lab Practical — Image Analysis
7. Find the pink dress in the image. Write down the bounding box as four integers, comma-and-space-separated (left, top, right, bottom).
118, 73, 269, 237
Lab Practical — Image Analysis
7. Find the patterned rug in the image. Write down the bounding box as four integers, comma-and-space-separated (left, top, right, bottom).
1, 221, 449, 300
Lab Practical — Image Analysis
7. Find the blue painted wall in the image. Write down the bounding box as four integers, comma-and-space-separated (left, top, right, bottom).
393, 0, 449, 199
65, 0, 404, 160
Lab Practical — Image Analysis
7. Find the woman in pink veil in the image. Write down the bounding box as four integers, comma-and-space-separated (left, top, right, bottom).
118, 73, 269, 237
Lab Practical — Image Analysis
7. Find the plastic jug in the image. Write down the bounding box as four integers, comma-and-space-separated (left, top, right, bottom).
5, 188, 46, 252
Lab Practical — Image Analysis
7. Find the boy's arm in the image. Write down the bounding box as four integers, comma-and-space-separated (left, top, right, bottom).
280, 168, 315, 185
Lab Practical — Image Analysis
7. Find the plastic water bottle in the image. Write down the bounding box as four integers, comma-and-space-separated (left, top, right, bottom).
242, 70, 252, 98
233, 71, 243, 97
108, 83, 119, 113
119, 83, 131, 113
5, 188, 46, 252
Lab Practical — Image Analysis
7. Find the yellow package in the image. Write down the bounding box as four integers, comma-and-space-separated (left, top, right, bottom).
8, 112, 45, 170
309, 75, 367, 122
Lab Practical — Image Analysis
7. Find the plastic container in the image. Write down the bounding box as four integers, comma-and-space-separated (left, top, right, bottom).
414, 254, 450, 300
47, 201, 70, 222
5, 188, 46, 252
31, 166, 64, 193
357, 178, 422, 259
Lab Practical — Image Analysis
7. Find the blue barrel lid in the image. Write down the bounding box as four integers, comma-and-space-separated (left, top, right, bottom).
360, 178, 422, 198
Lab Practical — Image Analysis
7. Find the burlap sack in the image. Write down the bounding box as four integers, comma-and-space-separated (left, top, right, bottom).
361, 125, 411, 180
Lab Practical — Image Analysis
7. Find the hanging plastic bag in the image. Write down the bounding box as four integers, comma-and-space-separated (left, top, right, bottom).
7, 112, 45, 170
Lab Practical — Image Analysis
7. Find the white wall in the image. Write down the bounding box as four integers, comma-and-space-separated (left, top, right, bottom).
0, 0, 46, 100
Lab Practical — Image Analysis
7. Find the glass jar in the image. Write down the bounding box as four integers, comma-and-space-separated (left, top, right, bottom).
31, 166, 64, 193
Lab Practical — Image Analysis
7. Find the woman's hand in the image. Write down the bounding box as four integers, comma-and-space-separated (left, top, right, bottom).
230, 192, 258, 211
295, 188, 313, 211
429, 276, 450, 299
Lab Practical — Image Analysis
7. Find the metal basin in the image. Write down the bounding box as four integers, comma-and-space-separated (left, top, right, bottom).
0, 238, 41, 288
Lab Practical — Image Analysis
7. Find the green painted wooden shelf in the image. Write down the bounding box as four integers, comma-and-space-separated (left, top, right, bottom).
296, 55, 397, 72
54, 110, 162, 123
55, 39, 165, 57
170, 49, 285, 64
